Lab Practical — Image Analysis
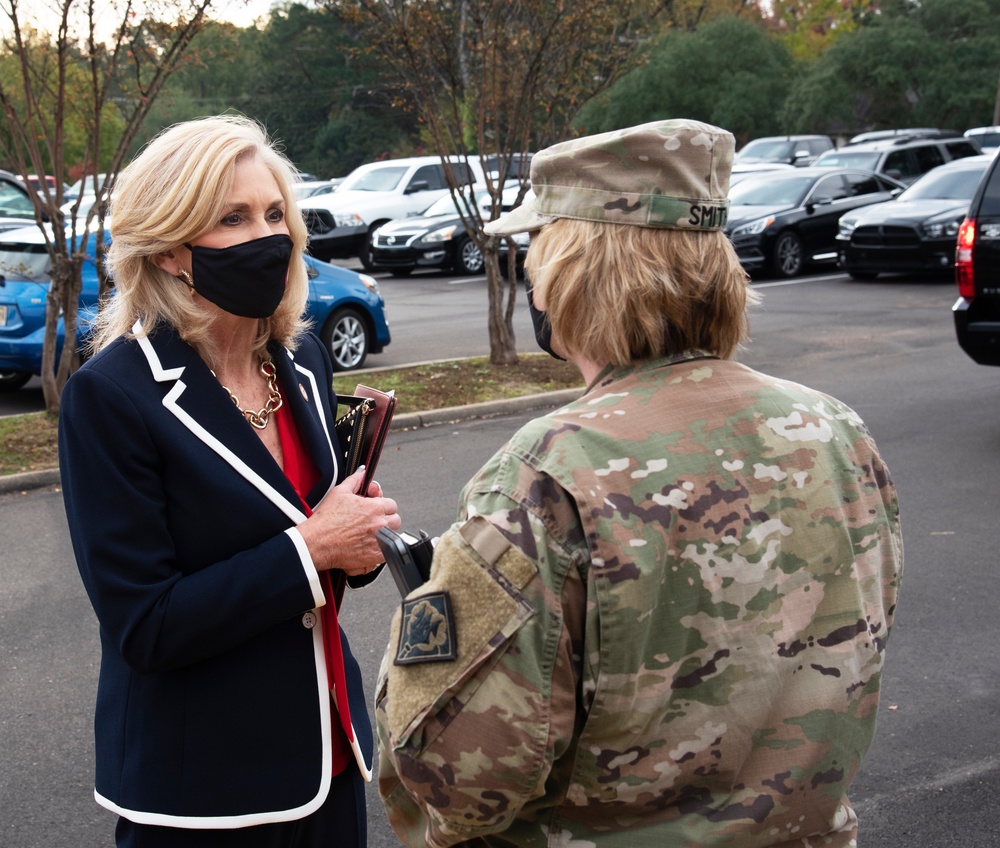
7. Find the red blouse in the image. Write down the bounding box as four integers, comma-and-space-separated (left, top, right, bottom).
274, 400, 353, 777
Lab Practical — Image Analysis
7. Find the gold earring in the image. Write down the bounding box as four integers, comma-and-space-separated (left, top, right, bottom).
177, 268, 193, 287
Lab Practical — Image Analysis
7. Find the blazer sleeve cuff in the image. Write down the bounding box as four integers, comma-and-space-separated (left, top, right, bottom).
284, 527, 326, 608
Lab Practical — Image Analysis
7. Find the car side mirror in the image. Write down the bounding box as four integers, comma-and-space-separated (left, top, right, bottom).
807, 195, 833, 211
405, 180, 431, 194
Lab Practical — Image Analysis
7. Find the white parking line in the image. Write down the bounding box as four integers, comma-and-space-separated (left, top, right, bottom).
752, 273, 846, 288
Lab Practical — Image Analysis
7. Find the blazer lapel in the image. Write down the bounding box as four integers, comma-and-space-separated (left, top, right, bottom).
133, 321, 308, 526
272, 343, 338, 507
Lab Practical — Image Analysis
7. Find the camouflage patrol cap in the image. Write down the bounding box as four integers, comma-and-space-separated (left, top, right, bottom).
484, 119, 733, 236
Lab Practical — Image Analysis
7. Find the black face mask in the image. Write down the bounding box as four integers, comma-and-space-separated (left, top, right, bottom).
183, 233, 293, 319
525, 276, 565, 361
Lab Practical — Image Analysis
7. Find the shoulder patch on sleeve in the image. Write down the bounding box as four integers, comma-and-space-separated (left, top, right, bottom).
394, 591, 457, 665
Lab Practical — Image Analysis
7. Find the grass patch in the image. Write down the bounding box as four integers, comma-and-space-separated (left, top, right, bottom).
2, 354, 582, 476
334, 354, 581, 411
0, 412, 60, 476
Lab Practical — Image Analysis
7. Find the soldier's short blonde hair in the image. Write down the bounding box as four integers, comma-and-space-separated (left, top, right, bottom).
523, 218, 757, 366
93, 115, 310, 361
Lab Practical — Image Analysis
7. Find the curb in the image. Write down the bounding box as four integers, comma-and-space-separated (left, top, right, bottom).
0, 467, 61, 496
1, 388, 584, 495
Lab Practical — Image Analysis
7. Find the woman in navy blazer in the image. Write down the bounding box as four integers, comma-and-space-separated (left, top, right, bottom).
59, 116, 401, 847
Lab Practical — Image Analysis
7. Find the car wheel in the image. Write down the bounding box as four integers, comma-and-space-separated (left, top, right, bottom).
849, 270, 879, 281
771, 231, 805, 278
321, 307, 370, 372
0, 370, 32, 392
453, 236, 484, 275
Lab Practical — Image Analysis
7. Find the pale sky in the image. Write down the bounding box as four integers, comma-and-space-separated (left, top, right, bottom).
2, 0, 285, 36
213, 0, 281, 27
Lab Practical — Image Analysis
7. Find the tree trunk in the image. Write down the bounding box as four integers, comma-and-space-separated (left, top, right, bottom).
41, 254, 84, 416
483, 250, 518, 366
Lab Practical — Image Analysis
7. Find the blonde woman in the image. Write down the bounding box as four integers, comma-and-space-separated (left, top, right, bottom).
60, 115, 400, 848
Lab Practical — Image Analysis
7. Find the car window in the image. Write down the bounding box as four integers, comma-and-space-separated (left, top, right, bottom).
813, 150, 880, 170
728, 174, 816, 206
882, 149, 918, 180
340, 165, 409, 192
0, 183, 35, 219
901, 165, 988, 200
979, 163, 1000, 217
946, 141, 981, 160
736, 140, 796, 161
842, 172, 883, 197
407, 165, 446, 192
442, 161, 478, 187
810, 174, 849, 201
912, 145, 945, 174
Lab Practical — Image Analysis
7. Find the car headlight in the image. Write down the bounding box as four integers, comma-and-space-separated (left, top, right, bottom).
838, 218, 858, 238
920, 217, 963, 239
421, 225, 458, 244
731, 216, 775, 237
358, 274, 382, 300
358, 273, 381, 297
333, 212, 365, 228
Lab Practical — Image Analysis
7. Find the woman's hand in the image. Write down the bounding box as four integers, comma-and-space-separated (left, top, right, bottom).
297, 466, 401, 575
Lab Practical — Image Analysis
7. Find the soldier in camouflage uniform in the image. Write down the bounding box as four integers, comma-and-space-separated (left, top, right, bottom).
375, 120, 903, 848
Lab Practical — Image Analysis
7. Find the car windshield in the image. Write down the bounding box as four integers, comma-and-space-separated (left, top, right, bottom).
339, 165, 408, 192
421, 194, 464, 216
0, 183, 35, 219
813, 151, 881, 170
68, 174, 110, 196
737, 140, 794, 161
0, 242, 51, 282
728, 175, 816, 207
900, 166, 989, 200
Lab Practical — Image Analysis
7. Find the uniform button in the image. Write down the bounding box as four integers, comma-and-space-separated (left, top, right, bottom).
301, 612, 317, 629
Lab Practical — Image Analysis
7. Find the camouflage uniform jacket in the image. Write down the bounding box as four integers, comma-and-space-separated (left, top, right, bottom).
376, 352, 903, 848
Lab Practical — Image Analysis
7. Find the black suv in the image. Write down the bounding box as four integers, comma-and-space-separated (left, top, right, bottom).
813, 131, 982, 185
954, 154, 1000, 365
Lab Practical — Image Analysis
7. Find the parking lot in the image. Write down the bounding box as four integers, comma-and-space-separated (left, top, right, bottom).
3, 265, 999, 846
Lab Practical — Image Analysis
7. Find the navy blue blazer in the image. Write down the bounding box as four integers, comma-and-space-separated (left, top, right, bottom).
59, 321, 374, 828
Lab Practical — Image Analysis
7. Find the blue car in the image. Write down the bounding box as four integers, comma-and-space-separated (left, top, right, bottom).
0, 225, 390, 391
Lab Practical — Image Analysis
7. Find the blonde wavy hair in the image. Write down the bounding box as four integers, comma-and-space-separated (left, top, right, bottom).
91, 115, 310, 362
523, 219, 758, 366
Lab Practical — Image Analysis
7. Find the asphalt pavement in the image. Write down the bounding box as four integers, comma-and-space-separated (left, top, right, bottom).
3, 272, 1000, 847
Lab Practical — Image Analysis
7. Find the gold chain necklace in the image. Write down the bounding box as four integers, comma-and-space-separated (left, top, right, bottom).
218, 358, 283, 430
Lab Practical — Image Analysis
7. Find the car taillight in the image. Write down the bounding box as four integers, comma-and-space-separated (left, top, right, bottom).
956, 217, 976, 298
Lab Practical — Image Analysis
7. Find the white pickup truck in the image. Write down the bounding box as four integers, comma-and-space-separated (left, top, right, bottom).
299, 156, 486, 270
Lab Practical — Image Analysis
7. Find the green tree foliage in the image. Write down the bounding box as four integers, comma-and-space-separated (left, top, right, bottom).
138, 4, 419, 177
765, 0, 874, 60
782, 0, 1000, 133
133, 20, 260, 151
576, 16, 794, 144
0, 36, 123, 178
